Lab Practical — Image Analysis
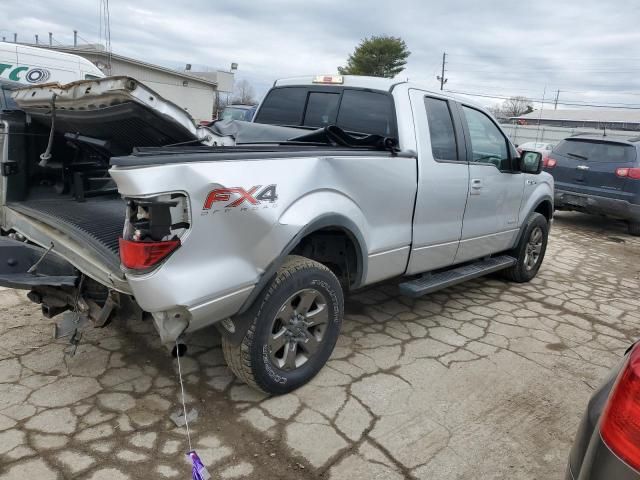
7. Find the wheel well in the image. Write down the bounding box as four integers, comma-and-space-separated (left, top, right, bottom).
534, 200, 553, 222
290, 227, 361, 289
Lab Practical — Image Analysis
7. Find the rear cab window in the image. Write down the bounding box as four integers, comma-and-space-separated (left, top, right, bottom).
254, 86, 397, 138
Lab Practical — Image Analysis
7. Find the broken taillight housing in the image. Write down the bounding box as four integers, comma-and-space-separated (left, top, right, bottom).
600, 342, 640, 472
119, 238, 180, 269
120, 193, 190, 271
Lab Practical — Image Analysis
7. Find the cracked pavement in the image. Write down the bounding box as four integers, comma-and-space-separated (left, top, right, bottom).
1, 211, 639, 479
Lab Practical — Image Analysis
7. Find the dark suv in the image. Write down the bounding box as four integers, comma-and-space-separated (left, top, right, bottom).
547, 135, 640, 235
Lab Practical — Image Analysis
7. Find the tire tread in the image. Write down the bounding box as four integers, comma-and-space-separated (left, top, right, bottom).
222, 256, 334, 393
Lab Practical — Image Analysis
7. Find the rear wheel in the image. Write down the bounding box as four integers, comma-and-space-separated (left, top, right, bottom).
222, 256, 343, 395
503, 213, 549, 283
628, 221, 640, 237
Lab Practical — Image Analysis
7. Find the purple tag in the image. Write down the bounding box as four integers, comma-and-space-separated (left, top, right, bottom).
188, 451, 211, 480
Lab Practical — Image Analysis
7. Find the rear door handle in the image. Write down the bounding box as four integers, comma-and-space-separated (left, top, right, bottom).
576, 165, 590, 171
471, 179, 483, 189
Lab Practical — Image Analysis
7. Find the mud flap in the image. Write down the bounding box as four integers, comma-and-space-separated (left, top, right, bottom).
0, 237, 77, 289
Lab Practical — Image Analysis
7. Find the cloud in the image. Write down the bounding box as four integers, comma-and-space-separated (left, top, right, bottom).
2, 0, 639, 108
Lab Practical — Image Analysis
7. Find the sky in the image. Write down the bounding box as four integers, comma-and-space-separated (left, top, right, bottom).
2, 0, 640, 110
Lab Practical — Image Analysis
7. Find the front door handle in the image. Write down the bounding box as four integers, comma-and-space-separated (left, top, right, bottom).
471, 179, 483, 189
576, 165, 590, 171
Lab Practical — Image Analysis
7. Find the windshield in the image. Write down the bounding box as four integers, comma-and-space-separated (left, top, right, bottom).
222, 107, 254, 121
254, 86, 397, 138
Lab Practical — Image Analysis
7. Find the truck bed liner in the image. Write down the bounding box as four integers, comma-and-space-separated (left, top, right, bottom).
8, 197, 124, 268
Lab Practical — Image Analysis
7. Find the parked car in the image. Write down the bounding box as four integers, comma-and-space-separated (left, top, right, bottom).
1, 74, 553, 394
220, 104, 257, 121
546, 135, 640, 235
566, 340, 640, 480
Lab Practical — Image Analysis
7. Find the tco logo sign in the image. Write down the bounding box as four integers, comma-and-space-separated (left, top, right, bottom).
0, 64, 51, 83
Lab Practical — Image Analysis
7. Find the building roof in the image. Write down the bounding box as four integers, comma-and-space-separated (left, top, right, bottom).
21, 44, 218, 87
513, 109, 640, 124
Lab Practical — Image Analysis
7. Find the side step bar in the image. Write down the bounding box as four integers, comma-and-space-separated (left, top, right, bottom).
399, 255, 516, 298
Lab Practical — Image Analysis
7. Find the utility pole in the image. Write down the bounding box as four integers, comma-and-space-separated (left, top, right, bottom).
13, 33, 17, 43
73, 30, 78, 47
35, 34, 39, 45
49, 32, 53, 46
553, 90, 560, 110
437, 52, 448, 90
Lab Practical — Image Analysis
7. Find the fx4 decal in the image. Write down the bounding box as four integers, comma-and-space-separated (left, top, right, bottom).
203, 185, 278, 210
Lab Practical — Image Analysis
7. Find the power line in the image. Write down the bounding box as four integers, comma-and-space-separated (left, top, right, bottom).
449, 52, 640, 61
444, 89, 640, 110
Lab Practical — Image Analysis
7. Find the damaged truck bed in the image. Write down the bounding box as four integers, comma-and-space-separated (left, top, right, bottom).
0, 77, 223, 310
0, 75, 362, 326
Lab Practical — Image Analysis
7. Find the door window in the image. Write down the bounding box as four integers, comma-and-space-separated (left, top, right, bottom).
462, 106, 510, 170
424, 97, 459, 161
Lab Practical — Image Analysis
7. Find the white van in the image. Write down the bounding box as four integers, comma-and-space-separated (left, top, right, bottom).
0, 42, 105, 85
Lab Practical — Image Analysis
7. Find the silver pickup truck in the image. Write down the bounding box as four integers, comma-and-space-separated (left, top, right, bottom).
0, 75, 553, 394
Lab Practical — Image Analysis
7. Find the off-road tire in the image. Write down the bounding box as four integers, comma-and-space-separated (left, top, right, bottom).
503, 212, 549, 283
628, 221, 640, 237
222, 255, 344, 395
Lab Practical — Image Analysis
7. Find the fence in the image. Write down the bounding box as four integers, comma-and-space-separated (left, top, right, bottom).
499, 124, 634, 147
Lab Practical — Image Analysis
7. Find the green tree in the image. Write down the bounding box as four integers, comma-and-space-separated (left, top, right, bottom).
338, 35, 410, 78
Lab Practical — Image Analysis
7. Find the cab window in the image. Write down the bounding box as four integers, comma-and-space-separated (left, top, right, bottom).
424, 97, 458, 161
254, 86, 397, 138
462, 106, 510, 170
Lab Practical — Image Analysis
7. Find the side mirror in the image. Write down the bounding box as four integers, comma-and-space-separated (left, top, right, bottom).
519, 151, 543, 174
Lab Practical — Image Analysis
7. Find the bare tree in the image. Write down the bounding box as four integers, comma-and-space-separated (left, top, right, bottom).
500, 96, 534, 118
487, 104, 504, 120
232, 79, 256, 105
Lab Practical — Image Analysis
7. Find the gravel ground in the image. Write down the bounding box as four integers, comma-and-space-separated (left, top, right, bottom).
0, 211, 639, 480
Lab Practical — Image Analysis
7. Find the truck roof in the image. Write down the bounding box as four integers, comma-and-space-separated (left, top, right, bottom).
274, 75, 403, 91
273, 75, 483, 109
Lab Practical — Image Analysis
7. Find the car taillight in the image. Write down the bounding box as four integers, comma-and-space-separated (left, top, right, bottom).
120, 193, 190, 271
616, 167, 640, 180
543, 157, 557, 168
600, 343, 640, 472
119, 238, 180, 269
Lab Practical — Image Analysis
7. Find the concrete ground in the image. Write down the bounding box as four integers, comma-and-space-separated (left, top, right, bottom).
0, 212, 639, 480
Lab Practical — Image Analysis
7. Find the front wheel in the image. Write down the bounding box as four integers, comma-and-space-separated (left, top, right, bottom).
503, 212, 549, 283
222, 256, 344, 395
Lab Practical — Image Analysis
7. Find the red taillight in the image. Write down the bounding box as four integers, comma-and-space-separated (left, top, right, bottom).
543, 157, 557, 169
600, 343, 640, 472
119, 238, 180, 270
616, 167, 640, 180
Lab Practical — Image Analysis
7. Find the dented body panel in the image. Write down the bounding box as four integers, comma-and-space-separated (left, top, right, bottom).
110, 153, 417, 338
